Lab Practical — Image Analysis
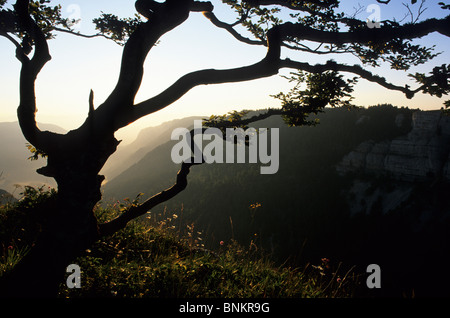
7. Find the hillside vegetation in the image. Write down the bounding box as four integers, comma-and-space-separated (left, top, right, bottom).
0, 187, 359, 298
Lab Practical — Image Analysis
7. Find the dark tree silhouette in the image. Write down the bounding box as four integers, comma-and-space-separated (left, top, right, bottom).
0, 0, 449, 297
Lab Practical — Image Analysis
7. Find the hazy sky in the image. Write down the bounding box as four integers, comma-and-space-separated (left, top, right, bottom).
1, 0, 449, 143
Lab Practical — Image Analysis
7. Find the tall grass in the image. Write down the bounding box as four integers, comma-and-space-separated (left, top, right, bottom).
0, 245, 30, 277
0, 187, 360, 298
58, 203, 360, 298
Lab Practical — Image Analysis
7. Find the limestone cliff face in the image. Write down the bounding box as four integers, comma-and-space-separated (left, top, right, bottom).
337, 110, 450, 182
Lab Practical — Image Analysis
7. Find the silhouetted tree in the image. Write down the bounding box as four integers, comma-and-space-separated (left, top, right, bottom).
0, 0, 449, 297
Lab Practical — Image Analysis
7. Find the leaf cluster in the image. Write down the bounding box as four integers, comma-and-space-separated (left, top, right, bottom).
27, 0, 66, 39
1, 0, 144, 50
438, 2, 450, 10
223, 0, 442, 75
93, 13, 143, 46
204, 110, 251, 130
409, 64, 450, 107
352, 38, 439, 71
25, 143, 47, 161
0, 0, 76, 56
272, 70, 358, 126
223, 0, 283, 40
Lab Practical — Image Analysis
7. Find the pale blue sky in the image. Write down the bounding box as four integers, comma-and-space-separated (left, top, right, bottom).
0, 1, 449, 143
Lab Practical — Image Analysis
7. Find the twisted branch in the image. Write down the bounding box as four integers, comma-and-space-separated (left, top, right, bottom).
280, 59, 421, 98
14, 0, 59, 152
98, 159, 202, 237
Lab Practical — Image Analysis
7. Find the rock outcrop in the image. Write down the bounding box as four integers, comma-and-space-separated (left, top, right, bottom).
337, 110, 450, 182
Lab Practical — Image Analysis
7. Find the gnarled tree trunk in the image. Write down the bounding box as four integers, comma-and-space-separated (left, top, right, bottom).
0, 128, 121, 297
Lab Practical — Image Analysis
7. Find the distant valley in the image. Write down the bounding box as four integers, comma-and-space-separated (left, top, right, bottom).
101, 116, 204, 182
0, 122, 65, 195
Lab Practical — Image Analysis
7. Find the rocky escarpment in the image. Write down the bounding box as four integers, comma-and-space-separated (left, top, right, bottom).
337, 110, 450, 182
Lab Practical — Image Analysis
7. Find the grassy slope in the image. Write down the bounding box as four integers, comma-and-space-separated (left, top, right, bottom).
0, 189, 359, 298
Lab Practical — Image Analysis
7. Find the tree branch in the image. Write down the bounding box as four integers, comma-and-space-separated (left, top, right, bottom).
205, 108, 283, 131
244, 0, 338, 9
14, 0, 57, 152
191, 1, 214, 12
87, 0, 195, 136
53, 27, 115, 41
108, 3, 189, 104
280, 59, 421, 98
0, 31, 22, 50
277, 16, 450, 45
201, 10, 356, 55
97, 105, 281, 237
98, 159, 201, 237
126, 15, 447, 127
241, 0, 398, 28
74, 2, 449, 138
202, 10, 264, 46
120, 25, 282, 129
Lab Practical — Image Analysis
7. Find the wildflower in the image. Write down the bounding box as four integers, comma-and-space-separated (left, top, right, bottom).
321, 258, 330, 269
220, 241, 224, 246
337, 277, 342, 283
7, 246, 13, 250
249, 202, 262, 209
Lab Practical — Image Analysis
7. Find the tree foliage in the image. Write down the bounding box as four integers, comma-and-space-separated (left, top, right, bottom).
92, 13, 143, 45
272, 70, 358, 126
